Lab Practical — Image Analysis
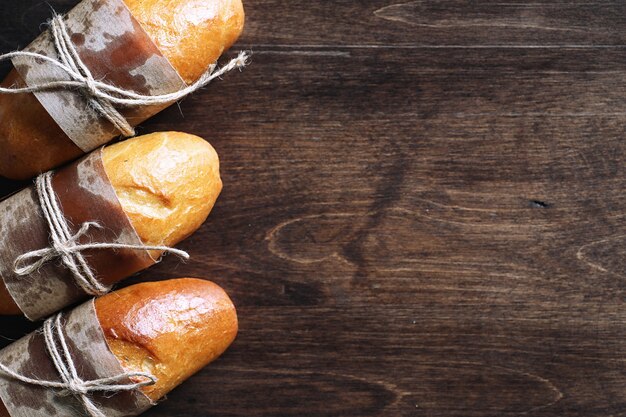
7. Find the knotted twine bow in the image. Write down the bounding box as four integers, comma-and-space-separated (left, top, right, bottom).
13, 171, 190, 296
0, 313, 157, 417
0, 13, 249, 137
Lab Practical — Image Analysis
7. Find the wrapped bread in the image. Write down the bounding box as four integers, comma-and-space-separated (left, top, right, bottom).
0, 278, 238, 416
0, 0, 245, 180
0, 131, 222, 320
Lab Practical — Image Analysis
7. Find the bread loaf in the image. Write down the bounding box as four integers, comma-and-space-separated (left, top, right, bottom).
97, 278, 238, 400
0, 0, 244, 180
0, 132, 222, 315
0, 278, 237, 415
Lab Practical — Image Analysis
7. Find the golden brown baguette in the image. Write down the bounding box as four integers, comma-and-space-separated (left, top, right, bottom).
0, 132, 223, 315
0, 278, 238, 415
0, 0, 244, 180
96, 278, 238, 401
123, 0, 245, 84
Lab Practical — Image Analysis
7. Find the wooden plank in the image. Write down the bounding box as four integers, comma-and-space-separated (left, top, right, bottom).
3, 1, 626, 49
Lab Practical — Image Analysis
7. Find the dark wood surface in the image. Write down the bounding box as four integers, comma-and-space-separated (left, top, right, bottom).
1, 1, 626, 416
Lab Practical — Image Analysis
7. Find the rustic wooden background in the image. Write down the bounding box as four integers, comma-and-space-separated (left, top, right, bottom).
1, 1, 626, 416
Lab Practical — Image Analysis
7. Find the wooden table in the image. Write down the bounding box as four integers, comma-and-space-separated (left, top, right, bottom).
1, 1, 626, 416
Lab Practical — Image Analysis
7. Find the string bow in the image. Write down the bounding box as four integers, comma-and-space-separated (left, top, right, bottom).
0, 313, 157, 417
0, 14, 249, 136
13, 172, 189, 296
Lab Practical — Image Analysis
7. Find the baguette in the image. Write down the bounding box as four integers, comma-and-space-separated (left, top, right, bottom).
0, 278, 238, 415
0, 0, 244, 180
0, 132, 223, 315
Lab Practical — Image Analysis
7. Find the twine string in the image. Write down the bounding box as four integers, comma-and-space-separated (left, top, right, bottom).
0, 14, 249, 136
0, 313, 157, 417
49, 16, 135, 136
13, 172, 190, 296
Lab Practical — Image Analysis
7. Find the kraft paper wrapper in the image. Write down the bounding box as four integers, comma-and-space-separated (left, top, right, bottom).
12, 0, 185, 152
0, 300, 153, 417
0, 150, 155, 321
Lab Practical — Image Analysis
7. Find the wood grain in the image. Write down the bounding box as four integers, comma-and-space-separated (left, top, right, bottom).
1, 1, 626, 416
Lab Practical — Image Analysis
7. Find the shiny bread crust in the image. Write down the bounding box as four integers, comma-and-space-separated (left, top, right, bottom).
123, 0, 245, 84
0, 278, 237, 413
0, 132, 222, 316
0, 0, 244, 180
102, 131, 223, 248
95, 278, 238, 401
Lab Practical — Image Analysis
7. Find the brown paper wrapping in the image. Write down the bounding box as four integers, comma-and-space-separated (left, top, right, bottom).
12, 0, 185, 152
0, 300, 153, 417
0, 150, 155, 321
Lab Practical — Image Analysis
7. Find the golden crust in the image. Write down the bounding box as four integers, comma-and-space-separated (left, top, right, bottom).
102, 131, 223, 248
123, 0, 245, 84
0, 132, 222, 316
0, 278, 237, 413
95, 278, 238, 401
0, 0, 244, 180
